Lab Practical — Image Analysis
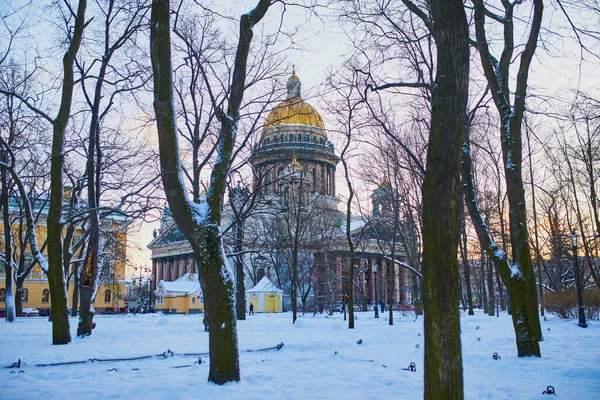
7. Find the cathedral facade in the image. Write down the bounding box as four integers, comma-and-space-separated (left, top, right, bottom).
148, 72, 414, 314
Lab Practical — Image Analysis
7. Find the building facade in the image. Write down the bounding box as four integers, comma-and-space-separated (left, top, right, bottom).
147, 72, 415, 313
0, 192, 128, 315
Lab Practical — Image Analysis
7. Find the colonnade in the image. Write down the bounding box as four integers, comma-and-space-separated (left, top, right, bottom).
313, 254, 412, 306
151, 254, 196, 290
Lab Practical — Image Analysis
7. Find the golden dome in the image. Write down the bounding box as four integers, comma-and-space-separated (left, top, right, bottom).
264, 97, 325, 129
288, 155, 302, 170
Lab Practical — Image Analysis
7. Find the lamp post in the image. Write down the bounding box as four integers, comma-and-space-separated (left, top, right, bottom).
569, 231, 588, 328
148, 274, 154, 311
373, 264, 379, 319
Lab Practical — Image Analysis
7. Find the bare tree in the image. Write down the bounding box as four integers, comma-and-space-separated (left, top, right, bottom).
150, 0, 274, 384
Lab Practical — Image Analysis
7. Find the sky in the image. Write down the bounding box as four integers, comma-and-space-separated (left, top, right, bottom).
3, 1, 599, 279
1, 310, 599, 399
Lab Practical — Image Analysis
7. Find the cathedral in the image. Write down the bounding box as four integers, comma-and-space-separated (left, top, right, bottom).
147, 71, 414, 314
249, 70, 338, 209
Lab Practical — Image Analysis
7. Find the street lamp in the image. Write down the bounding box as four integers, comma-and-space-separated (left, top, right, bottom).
148, 274, 154, 311
373, 264, 379, 319
569, 231, 588, 328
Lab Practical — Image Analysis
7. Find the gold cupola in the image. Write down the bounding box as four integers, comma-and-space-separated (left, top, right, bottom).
263, 72, 325, 129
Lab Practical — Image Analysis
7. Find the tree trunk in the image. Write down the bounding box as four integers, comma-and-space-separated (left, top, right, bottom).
71, 263, 79, 317
46, 0, 87, 345
461, 137, 541, 356
1, 159, 15, 322
487, 258, 495, 316
234, 220, 246, 320
472, 0, 543, 352
460, 217, 474, 315
417, 0, 469, 398
150, 0, 272, 384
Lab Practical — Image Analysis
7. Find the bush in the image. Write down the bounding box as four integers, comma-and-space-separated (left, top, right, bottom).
544, 289, 600, 320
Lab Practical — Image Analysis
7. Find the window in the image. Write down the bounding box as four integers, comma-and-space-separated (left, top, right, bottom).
0, 288, 5, 302
304, 135, 310, 142
42, 289, 50, 303
313, 136, 318, 143
192, 297, 196, 304
290, 134, 296, 142
281, 134, 286, 142
265, 137, 270, 145
104, 289, 111, 303
157, 295, 164, 305
22, 288, 28, 303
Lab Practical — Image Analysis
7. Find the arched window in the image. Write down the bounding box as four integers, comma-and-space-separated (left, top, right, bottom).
313, 136, 318, 143
304, 135, 310, 142
22, 288, 28, 303
104, 289, 112, 303
0, 288, 5, 302
42, 289, 50, 303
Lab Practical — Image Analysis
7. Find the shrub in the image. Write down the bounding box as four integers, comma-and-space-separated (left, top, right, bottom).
544, 289, 600, 320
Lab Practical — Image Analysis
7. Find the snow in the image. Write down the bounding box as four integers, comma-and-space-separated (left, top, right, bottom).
246, 276, 283, 293
1, 311, 598, 399
158, 273, 201, 295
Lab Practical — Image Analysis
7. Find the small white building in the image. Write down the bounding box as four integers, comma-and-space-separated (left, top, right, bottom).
246, 276, 283, 313
155, 273, 203, 314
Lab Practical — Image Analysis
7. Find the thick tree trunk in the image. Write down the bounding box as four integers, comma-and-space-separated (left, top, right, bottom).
46, 0, 87, 345
472, 0, 543, 352
461, 138, 541, 356
151, 0, 271, 384
418, 1, 469, 398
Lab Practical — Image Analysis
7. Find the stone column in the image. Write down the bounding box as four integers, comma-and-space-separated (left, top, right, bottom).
335, 255, 342, 298
394, 263, 400, 303
166, 258, 172, 281
379, 258, 386, 301
152, 259, 158, 291
179, 256, 185, 278
368, 259, 375, 302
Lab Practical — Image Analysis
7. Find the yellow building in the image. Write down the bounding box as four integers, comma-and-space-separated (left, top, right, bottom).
246, 276, 283, 313
155, 273, 204, 314
0, 192, 128, 315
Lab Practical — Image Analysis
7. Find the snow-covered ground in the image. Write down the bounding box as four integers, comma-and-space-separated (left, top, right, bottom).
1, 310, 598, 399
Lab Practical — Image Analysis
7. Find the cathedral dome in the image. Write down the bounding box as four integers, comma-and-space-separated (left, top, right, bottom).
263, 72, 325, 130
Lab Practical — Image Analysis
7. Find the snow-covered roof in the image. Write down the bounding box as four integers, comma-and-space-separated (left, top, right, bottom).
157, 273, 201, 295
247, 276, 283, 294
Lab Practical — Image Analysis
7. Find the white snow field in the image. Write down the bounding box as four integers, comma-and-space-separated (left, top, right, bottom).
1, 310, 598, 399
